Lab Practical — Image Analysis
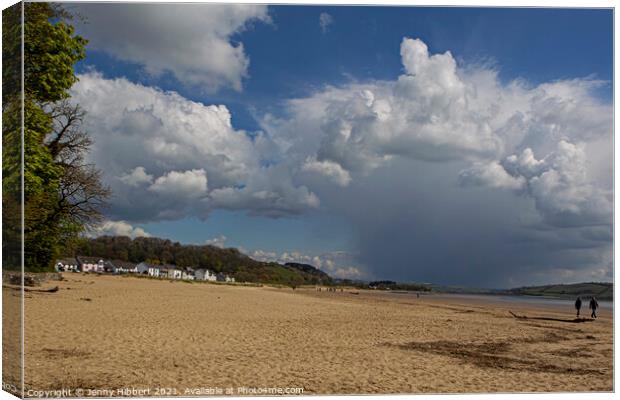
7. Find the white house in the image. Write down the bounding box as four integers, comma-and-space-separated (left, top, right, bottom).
166, 268, 182, 280
55, 259, 78, 272
112, 260, 138, 274
103, 260, 118, 274
195, 269, 217, 282
147, 266, 161, 277
136, 262, 150, 275
182, 268, 195, 280
78, 257, 104, 273
215, 272, 235, 283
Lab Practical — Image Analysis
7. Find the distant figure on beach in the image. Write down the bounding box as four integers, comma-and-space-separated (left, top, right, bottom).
575, 296, 582, 317
589, 297, 599, 319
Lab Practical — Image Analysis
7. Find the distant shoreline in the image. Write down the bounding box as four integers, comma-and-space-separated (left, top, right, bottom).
386, 291, 614, 311
6, 269, 613, 302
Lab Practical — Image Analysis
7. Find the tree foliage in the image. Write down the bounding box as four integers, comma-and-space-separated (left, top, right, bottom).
23, 3, 86, 102
2, 3, 24, 270
2, 3, 108, 271
72, 236, 333, 286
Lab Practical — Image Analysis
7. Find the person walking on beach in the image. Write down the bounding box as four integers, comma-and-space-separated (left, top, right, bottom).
589, 296, 599, 319
575, 296, 582, 317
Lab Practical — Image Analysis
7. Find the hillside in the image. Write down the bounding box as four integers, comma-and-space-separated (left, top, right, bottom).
423, 282, 613, 301
426, 284, 502, 295
284, 263, 332, 283
70, 236, 332, 286
506, 282, 613, 301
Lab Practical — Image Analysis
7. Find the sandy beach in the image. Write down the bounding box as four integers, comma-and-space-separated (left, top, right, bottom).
2, 280, 22, 395
13, 273, 613, 395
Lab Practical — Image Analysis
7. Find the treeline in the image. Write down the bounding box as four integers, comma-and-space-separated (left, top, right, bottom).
506, 282, 613, 301
71, 235, 333, 286
3, 4, 109, 272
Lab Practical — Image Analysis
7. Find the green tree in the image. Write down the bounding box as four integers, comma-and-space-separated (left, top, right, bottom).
2, 3, 108, 271
3, 3, 24, 270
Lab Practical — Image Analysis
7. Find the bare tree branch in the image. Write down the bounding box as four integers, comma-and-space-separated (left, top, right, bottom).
41, 99, 110, 231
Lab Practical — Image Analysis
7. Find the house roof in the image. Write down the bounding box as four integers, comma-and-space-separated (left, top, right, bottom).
77, 256, 104, 264
139, 262, 166, 269
110, 260, 137, 269
149, 264, 179, 272
56, 258, 78, 265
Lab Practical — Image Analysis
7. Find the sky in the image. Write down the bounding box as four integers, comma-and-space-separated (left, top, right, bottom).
65, 4, 613, 288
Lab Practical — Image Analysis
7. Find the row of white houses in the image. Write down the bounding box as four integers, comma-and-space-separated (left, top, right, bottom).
55, 257, 235, 283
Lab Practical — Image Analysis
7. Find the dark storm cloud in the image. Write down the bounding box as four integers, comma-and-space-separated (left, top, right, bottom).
310, 158, 612, 288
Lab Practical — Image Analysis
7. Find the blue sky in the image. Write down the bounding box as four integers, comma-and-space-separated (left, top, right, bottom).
71, 4, 613, 286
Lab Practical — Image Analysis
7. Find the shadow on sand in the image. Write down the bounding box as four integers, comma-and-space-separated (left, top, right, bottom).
509, 311, 595, 324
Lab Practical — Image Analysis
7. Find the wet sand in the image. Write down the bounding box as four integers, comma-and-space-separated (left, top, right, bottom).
17, 273, 613, 395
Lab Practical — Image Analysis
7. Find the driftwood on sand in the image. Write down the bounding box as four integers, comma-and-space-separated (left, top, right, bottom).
2, 284, 59, 293
509, 310, 594, 323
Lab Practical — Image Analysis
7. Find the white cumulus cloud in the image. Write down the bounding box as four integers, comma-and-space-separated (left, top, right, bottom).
119, 166, 153, 187
263, 37, 612, 231
87, 220, 151, 239
71, 72, 319, 221
526, 141, 612, 227
245, 249, 366, 280
73, 3, 270, 92
205, 235, 227, 248
301, 157, 351, 186
459, 162, 526, 190
149, 169, 208, 198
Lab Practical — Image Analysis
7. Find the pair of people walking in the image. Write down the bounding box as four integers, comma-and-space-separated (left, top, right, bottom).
575, 296, 598, 318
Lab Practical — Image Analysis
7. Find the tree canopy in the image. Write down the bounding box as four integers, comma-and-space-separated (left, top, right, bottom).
72, 235, 333, 286
2, 3, 108, 271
